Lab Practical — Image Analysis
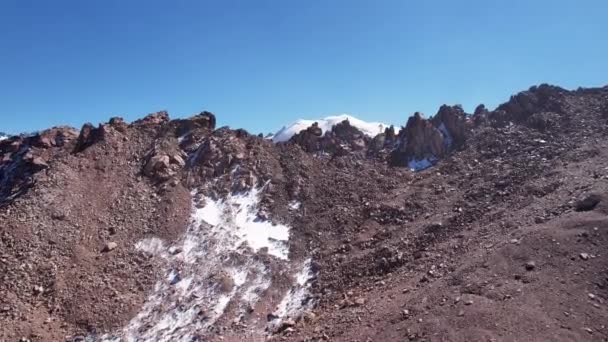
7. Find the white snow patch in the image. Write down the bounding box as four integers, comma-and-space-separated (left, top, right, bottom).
135, 237, 166, 256
0, 136, 7, 141
268, 258, 316, 331
195, 188, 291, 260
100, 187, 297, 341
288, 200, 301, 211
271, 114, 388, 143
177, 133, 188, 143
437, 123, 453, 147
408, 158, 435, 171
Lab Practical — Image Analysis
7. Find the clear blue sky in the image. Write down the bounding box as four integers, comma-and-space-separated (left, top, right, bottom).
1, 0, 607, 135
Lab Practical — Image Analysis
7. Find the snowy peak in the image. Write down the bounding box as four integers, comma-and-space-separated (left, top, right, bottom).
271, 114, 388, 142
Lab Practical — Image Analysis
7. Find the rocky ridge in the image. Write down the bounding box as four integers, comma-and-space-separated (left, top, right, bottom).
1, 84, 608, 341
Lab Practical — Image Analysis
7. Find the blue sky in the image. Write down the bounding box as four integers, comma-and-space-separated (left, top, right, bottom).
1, 0, 607, 134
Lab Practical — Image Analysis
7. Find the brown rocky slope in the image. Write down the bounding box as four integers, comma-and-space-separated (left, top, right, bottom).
0, 84, 607, 341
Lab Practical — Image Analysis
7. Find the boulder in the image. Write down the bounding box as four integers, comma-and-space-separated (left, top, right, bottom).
144, 154, 172, 178
575, 194, 602, 212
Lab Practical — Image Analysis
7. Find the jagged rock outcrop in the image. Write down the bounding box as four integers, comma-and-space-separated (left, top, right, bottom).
289, 122, 323, 152
174, 111, 216, 141
430, 105, 468, 147
493, 84, 567, 125
385, 106, 470, 168
108, 117, 129, 132
30, 127, 79, 148
133, 110, 170, 126
289, 119, 370, 157
74, 123, 106, 153
389, 112, 446, 167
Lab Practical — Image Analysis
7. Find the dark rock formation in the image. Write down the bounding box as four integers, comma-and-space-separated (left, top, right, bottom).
74, 123, 106, 153
431, 105, 468, 147
390, 112, 446, 167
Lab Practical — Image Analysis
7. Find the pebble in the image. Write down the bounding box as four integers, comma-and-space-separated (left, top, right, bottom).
579, 253, 590, 260
525, 261, 536, 271
103, 242, 118, 252
354, 298, 366, 306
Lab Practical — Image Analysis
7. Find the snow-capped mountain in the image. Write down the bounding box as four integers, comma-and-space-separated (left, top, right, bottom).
271, 114, 389, 142
0, 132, 8, 141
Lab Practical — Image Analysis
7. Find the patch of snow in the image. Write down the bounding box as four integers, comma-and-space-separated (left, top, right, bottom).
271, 114, 388, 143
268, 258, 316, 331
408, 158, 435, 172
288, 200, 301, 211
100, 187, 301, 341
0, 136, 7, 141
194, 188, 291, 260
437, 123, 453, 147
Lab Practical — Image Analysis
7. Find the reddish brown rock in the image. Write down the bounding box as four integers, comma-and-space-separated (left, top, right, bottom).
74, 123, 106, 153
133, 110, 170, 126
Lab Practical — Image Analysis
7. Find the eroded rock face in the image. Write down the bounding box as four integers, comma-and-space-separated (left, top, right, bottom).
390, 112, 446, 167
386, 106, 470, 168
495, 84, 567, 124
431, 105, 468, 147
74, 123, 106, 153
175, 111, 217, 139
